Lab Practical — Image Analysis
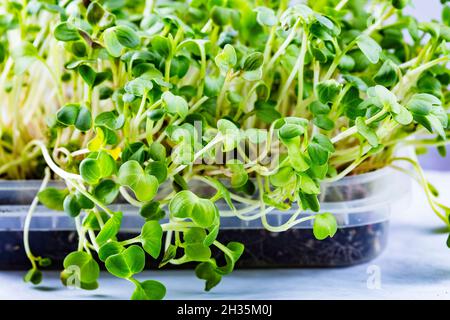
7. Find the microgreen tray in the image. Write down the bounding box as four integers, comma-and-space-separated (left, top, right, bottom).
0, 167, 411, 269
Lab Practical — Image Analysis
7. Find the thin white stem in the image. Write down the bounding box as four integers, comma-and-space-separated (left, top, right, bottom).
170, 135, 224, 176
32, 140, 83, 181
23, 168, 51, 268
331, 110, 388, 144
266, 19, 301, 71
335, 0, 349, 10
119, 186, 143, 207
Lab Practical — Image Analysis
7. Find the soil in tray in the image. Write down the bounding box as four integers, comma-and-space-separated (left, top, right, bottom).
0, 221, 388, 270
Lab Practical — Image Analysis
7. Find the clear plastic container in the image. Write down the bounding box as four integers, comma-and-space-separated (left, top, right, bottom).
0, 167, 411, 269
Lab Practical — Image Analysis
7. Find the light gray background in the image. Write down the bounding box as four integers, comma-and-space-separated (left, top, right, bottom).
405, 0, 443, 21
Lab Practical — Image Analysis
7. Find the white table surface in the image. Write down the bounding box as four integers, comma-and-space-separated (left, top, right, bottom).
1, 171, 450, 300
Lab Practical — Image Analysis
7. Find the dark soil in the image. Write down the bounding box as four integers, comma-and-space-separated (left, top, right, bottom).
0, 221, 388, 270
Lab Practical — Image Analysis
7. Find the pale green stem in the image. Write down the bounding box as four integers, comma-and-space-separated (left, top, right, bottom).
23, 168, 51, 269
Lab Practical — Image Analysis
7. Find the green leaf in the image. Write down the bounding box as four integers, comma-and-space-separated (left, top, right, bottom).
278, 124, 304, 140
444, 5, 450, 26
356, 34, 381, 64
427, 114, 447, 140
105, 245, 145, 278
93, 180, 119, 205
159, 245, 177, 268
316, 80, 341, 103
356, 117, 379, 147
0, 43, 5, 64
139, 201, 165, 221
392, 0, 408, 9
195, 261, 222, 291
338, 55, 355, 71
418, 75, 442, 98
162, 91, 188, 119
227, 160, 248, 189
54, 22, 80, 42
63, 194, 81, 218
150, 35, 172, 58
140, 220, 163, 259
80, 158, 102, 184
243, 69, 262, 81
98, 241, 124, 262
309, 101, 330, 115
263, 193, 290, 210
299, 192, 320, 212
204, 224, 220, 247
75, 106, 93, 131
115, 25, 140, 48
95, 111, 125, 130
310, 163, 329, 180
122, 142, 148, 164
270, 166, 295, 187
96, 212, 123, 245
407, 93, 441, 116
170, 55, 190, 78
255, 7, 277, 26
98, 151, 117, 176
313, 213, 338, 240
217, 242, 244, 275
184, 228, 207, 244
241, 52, 263, 72
217, 119, 241, 152
149, 142, 167, 162
78, 65, 96, 87
173, 174, 189, 191
147, 109, 166, 121
313, 115, 335, 131
393, 105, 413, 125
83, 211, 109, 231
125, 77, 153, 97
308, 134, 334, 166
169, 191, 218, 228
374, 60, 398, 87
76, 192, 94, 209
185, 243, 211, 261
38, 257, 52, 267
211, 6, 231, 26
38, 188, 69, 211
204, 177, 235, 211
57, 104, 79, 126
342, 74, 368, 91
195, 201, 218, 229
215, 44, 237, 74
24, 268, 43, 285
78, 65, 110, 88
131, 280, 166, 300
316, 80, 341, 104
447, 233, 450, 248
297, 173, 320, 194
60, 269, 98, 290
118, 160, 159, 202
104, 27, 122, 57
56, 104, 92, 131
63, 251, 100, 283
255, 101, 281, 123
87, 1, 106, 26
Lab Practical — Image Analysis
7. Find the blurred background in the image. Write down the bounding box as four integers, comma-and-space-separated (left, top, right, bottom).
407, 0, 450, 170
405, 0, 443, 21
